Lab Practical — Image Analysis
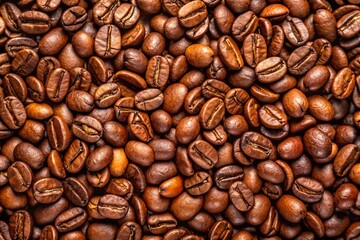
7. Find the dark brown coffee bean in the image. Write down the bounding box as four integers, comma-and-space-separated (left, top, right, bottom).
331, 67, 355, 99
199, 97, 225, 130
114, 3, 140, 30
259, 104, 288, 129
256, 57, 287, 83
116, 221, 142, 240
36, 56, 61, 84
292, 177, 324, 203
33, 178, 63, 204
188, 140, 218, 169
184, 171, 212, 196
145, 55, 169, 89
276, 194, 306, 223
218, 36, 244, 70
201, 79, 230, 100
72, 115, 103, 143
14, 142, 45, 170
61, 6, 87, 32
11, 49, 38, 77
232, 11, 258, 42
287, 45, 318, 75
64, 139, 89, 174
242, 33, 267, 68
3, 73, 27, 103
334, 144, 360, 177
9, 210, 33, 240
63, 177, 89, 207
214, 165, 244, 190
45, 68, 70, 102
7, 161, 32, 193
55, 207, 87, 233
0, 3, 21, 32
304, 127, 332, 159
241, 131, 273, 160
229, 181, 254, 212
86, 145, 113, 172
260, 4, 289, 22
282, 16, 309, 46
128, 111, 154, 142
20, 10, 51, 35
178, 1, 207, 28
47, 116, 71, 152
98, 194, 129, 219
135, 88, 163, 111
95, 24, 121, 58
66, 91, 94, 113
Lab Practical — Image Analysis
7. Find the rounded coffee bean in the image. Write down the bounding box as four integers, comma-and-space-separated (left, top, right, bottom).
276, 195, 307, 223
98, 194, 129, 219
55, 207, 87, 232
7, 161, 33, 193
33, 178, 63, 204
229, 181, 254, 212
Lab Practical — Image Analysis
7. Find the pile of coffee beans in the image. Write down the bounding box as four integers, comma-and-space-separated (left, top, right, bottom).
0, 0, 359, 239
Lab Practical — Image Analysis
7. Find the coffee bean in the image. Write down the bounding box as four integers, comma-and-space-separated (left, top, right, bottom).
33, 178, 63, 204
7, 161, 32, 193
55, 207, 87, 232
9, 210, 33, 240
188, 140, 218, 169
178, 1, 208, 28
95, 24, 121, 58
98, 194, 129, 219
229, 181, 254, 212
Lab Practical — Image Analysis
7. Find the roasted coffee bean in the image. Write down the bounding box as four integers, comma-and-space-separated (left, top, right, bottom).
218, 36, 244, 70
188, 140, 218, 170
292, 177, 324, 203
47, 116, 71, 152
63, 177, 89, 207
178, 1, 208, 28
55, 207, 87, 232
128, 111, 154, 142
9, 210, 33, 240
256, 57, 287, 83
199, 97, 225, 130
0, 96, 26, 130
20, 10, 51, 35
229, 181, 254, 212
184, 171, 212, 196
287, 45, 318, 75
72, 115, 103, 143
98, 194, 129, 219
241, 131, 273, 160
33, 178, 63, 204
7, 161, 32, 193
61, 6, 87, 32
95, 24, 121, 58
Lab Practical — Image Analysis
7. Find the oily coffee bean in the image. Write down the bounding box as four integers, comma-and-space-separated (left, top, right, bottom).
33, 178, 63, 204
184, 171, 212, 195
255, 57, 287, 83
98, 194, 129, 219
0, 96, 26, 130
63, 177, 89, 207
241, 131, 273, 160
54, 207, 87, 232
19, 10, 51, 35
178, 1, 208, 28
7, 161, 32, 193
95, 24, 121, 58
72, 115, 103, 143
9, 210, 33, 240
188, 140, 219, 170
229, 181, 254, 212
292, 177, 324, 203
